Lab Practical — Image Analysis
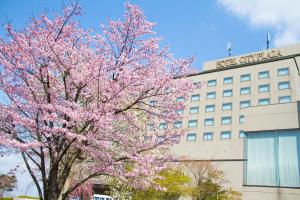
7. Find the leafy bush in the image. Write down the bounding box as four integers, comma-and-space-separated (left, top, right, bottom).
0, 197, 14, 200
17, 195, 40, 199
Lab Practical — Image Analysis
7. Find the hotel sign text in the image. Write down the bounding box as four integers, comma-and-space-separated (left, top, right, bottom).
216, 50, 283, 69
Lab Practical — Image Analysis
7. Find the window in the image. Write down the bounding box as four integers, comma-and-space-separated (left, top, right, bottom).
240, 87, 251, 95
204, 118, 214, 126
278, 67, 289, 76
259, 84, 269, 93
239, 130, 246, 138
157, 135, 165, 143
193, 81, 205, 89
220, 131, 231, 139
149, 100, 157, 107
207, 79, 217, 87
224, 77, 233, 84
188, 120, 198, 128
144, 136, 152, 142
203, 132, 213, 140
207, 92, 216, 99
259, 98, 270, 106
223, 89, 233, 97
189, 107, 199, 114
187, 133, 196, 141
159, 123, 167, 130
279, 96, 291, 103
245, 130, 300, 187
191, 94, 200, 101
205, 105, 215, 112
170, 135, 181, 143
147, 124, 154, 131
176, 97, 185, 102
240, 74, 251, 82
222, 103, 232, 111
173, 121, 182, 129
258, 71, 269, 79
240, 100, 251, 109
161, 110, 168, 116
176, 109, 184, 115
221, 117, 232, 125
239, 115, 245, 124
278, 81, 290, 90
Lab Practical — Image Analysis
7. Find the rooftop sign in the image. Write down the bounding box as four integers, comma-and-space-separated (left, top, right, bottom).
216, 49, 282, 69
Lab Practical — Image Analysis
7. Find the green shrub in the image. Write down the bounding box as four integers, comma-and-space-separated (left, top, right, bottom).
17, 196, 40, 199
0, 197, 14, 200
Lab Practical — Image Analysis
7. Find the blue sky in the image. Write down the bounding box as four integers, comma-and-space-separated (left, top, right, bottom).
1, 0, 300, 197
0, 0, 283, 70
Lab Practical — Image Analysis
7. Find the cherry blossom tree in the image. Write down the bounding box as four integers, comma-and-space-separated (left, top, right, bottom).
0, 3, 193, 200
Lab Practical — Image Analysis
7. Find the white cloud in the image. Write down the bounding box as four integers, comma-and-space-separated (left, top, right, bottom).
217, 0, 300, 47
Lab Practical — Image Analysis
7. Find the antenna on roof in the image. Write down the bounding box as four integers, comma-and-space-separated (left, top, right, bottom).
267, 33, 271, 50
227, 41, 232, 56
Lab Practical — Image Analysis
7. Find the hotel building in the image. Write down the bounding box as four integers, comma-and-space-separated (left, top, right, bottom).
170, 44, 300, 200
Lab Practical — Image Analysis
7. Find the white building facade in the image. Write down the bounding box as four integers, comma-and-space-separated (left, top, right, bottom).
170, 44, 300, 200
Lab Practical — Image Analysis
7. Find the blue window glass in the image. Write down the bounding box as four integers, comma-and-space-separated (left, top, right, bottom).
191, 94, 200, 101
258, 71, 269, 79
239, 130, 246, 138
189, 107, 199, 114
240, 87, 251, 95
239, 115, 245, 124
245, 130, 300, 187
279, 96, 291, 103
176, 97, 185, 102
220, 131, 231, 139
259, 84, 269, 93
147, 124, 154, 131
176, 109, 184, 115
278, 81, 290, 90
221, 117, 232, 125
144, 136, 152, 142
259, 98, 270, 106
240, 74, 251, 82
224, 77, 233, 84
173, 121, 182, 129
188, 120, 198, 128
207, 79, 217, 87
278, 67, 289, 76
157, 135, 165, 143
170, 135, 181, 143
149, 100, 157, 106
222, 103, 232, 111
240, 100, 251, 109
187, 133, 196, 141
203, 132, 213, 140
204, 118, 214, 126
193, 82, 205, 89
223, 89, 233, 97
207, 92, 216, 99
205, 105, 215, 112
159, 123, 167, 130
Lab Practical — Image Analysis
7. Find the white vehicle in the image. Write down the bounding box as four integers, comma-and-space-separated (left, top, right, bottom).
92, 194, 113, 200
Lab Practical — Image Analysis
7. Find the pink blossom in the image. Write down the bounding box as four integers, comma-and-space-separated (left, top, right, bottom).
0, 3, 193, 200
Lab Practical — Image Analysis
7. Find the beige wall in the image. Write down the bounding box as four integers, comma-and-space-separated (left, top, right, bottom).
244, 101, 300, 132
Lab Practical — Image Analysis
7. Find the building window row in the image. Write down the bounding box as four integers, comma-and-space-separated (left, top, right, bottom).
186, 130, 246, 141
206, 67, 289, 86
178, 81, 290, 103
205, 81, 290, 99
176, 95, 291, 115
